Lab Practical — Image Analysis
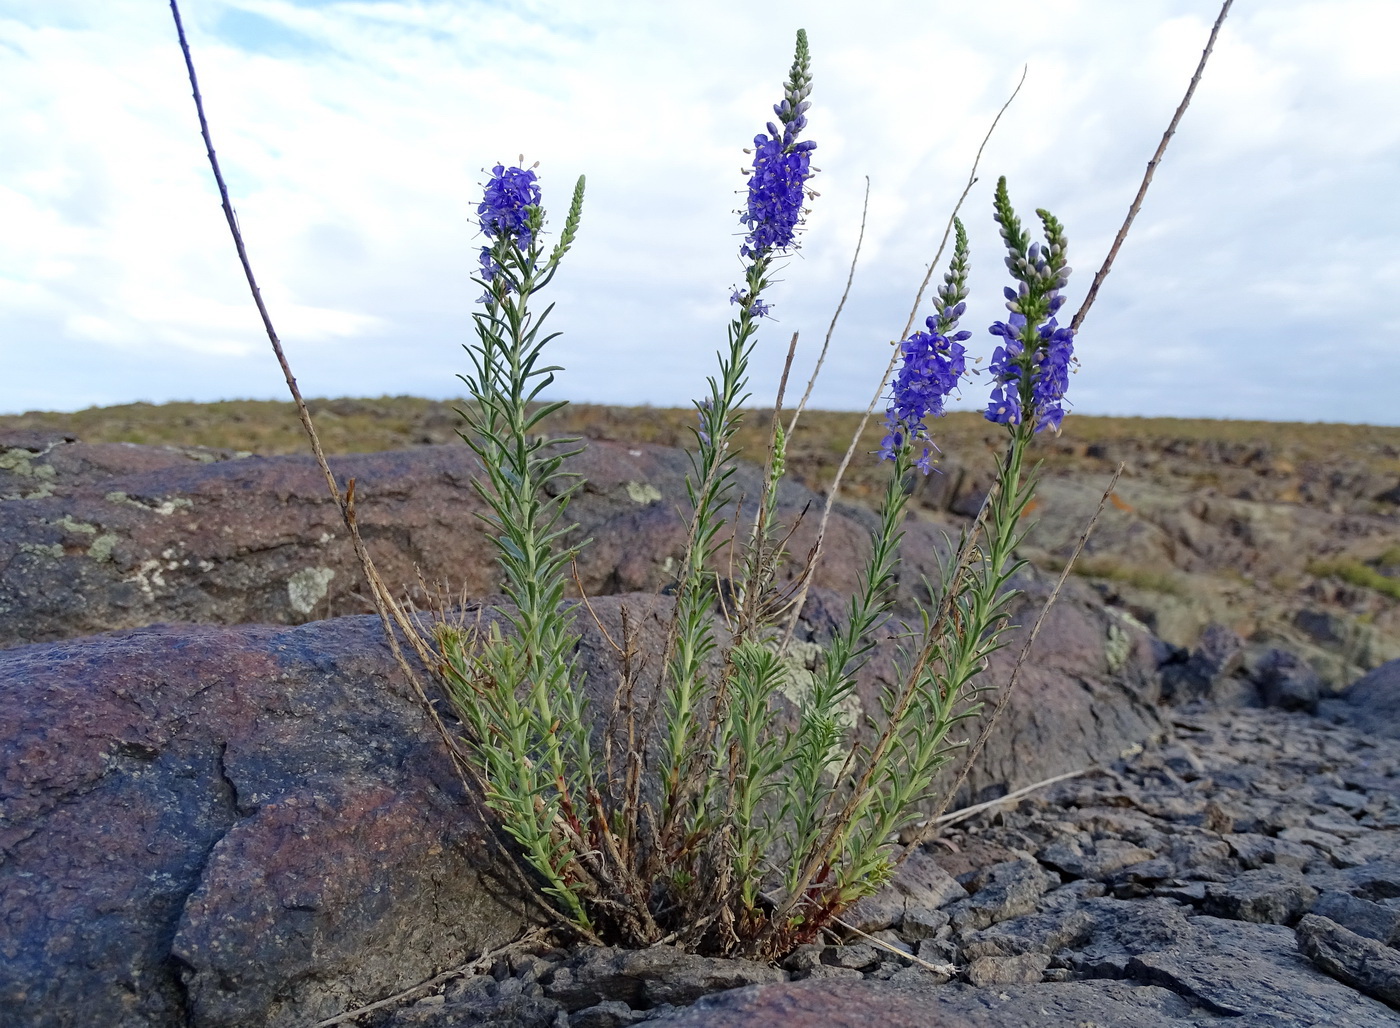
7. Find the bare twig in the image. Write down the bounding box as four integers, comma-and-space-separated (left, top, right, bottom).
910, 765, 1090, 833
782, 67, 1026, 644
311, 929, 551, 1027
828, 917, 958, 977
787, 176, 870, 439
1070, 0, 1233, 333
168, 0, 586, 940
899, 462, 1125, 861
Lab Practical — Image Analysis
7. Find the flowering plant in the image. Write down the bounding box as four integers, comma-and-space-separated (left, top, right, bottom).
172, 0, 1225, 962
428, 31, 1091, 957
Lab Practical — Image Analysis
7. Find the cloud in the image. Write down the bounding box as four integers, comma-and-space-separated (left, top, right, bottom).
0, 0, 1396, 425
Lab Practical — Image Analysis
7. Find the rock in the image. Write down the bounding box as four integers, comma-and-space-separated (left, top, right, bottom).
826, 943, 881, 971
385, 989, 564, 1028
1255, 648, 1323, 713
1203, 867, 1320, 925
1337, 658, 1400, 739
1296, 913, 1400, 1009
945, 860, 1056, 933
642, 977, 1221, 1027
1125, 915, 1398, 1023
0, 616, 530, 1028
1036, 838, 1158, 880
1311, 891, 1400, 945
842, 845, 966, 932
1161, 622, 1250, 704
568, 999, 645, 1028
542, 945, 783, 1011
959, 909, 1094, 959
964, 952, 1050, 986
1225, 832, 1314, 871
0, 437, 954, 650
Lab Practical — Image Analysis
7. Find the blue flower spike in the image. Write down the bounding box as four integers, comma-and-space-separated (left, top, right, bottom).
475, 161, 543, 302
880, 219, 972, 474
984, 177, 1076, 434
740, 29, 817, 261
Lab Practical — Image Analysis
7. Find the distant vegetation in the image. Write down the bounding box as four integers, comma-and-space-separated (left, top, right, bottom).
5, 396, 1399, 510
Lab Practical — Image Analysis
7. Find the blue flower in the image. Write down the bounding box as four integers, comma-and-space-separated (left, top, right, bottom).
729, 288, 772, 319
740, 135, 815, 259
880, 316, 970, 472
983, 179, 1076, 433
984, 318, 1075, 433
478, 163, 541, 247
739, 30, 816, 260
476, 163, 542, 301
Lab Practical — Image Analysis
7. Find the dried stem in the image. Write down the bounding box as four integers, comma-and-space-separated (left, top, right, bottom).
168, 0, 584, 939
898, 462, 1125, 861
782, 67, 1026, 643
311, 928, 551, 1028
787, 176, 870, 439
1070, 0, 1233, 333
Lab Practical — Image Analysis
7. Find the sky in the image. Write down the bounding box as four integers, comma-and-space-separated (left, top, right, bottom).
1, 0, 1397, 424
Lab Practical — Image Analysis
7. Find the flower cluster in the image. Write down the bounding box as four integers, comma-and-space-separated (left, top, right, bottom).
880, 322, 969, 473
984, 317, 1075, 432
476, 163, 542, 299
881, 219, 971, 473
728, 288, 772, 319
982, 178, 1076, 433
739, 29, 817, 259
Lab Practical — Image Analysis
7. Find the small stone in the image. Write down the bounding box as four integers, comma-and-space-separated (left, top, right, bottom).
899, 906, 950, 942
915, 936, 956, 966
569, 1000, 643, 1028
965, 952, 1050, 987
1204, 867, 1319, 925
1296, 913, 1400, 1008
888, 964, 953, 986
1154, 881, 1207, 904
1256, 648, 1322, 713
799, 963, 863, 981
1038, 839, 1158, 880
828, 943, 881, 971
1312, 891, 1400, 944
1280, 825, 1346, 860
946, 860, 1055, 933
779, 944, 824, 974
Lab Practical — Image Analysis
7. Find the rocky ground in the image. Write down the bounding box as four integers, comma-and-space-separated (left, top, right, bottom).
368, 678, 1400, 1028
4, 403, 1398, 686
2, 409, 1399, 1026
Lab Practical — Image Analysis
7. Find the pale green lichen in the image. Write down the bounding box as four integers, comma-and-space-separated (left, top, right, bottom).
18, 542, 63, 559
287, 566, 336, 614
88, 534, 119, 562
625, 481, 663, 505
0, 449, 56, 479
1105, 622, 1131, 674
54, 516, 97, 536
105, 491, 193, 516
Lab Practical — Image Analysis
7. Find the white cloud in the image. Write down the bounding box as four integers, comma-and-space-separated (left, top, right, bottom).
0, 0, 1396, 425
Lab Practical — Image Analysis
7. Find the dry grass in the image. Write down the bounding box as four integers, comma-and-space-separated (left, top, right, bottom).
4, 397, 1399, 506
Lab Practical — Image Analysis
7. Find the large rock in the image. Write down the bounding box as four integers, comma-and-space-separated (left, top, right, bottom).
1332, 658, 1400, 739
0, 616, 532, 1028
0, 432, 953, 650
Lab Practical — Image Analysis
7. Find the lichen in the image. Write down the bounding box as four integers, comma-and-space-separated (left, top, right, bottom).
287, 567, 336, 615
1105, 622, 1131, 674
54, 516, 97, 536
18, 542, 63, 559
625, 481, 663, 505
104, 491, 193, 516
88, 534, 119, 562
